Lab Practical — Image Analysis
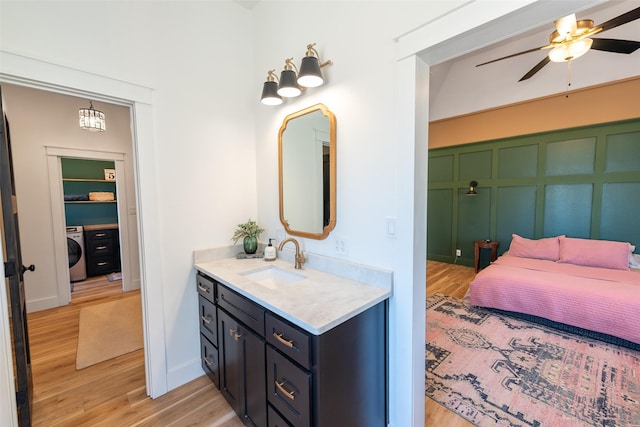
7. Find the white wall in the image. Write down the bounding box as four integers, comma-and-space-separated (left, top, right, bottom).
252, 1, 437, 266
1, 0, 256, 393
1, 85, 141, 310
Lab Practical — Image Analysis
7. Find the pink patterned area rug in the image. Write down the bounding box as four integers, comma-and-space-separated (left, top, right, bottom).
426, 294, 640, 427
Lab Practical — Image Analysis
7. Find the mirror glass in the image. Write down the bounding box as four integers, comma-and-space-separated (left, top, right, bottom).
279, 103, 336, 239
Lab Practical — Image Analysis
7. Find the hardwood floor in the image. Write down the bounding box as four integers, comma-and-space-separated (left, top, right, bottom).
27, 275, 242, 426
26, 262, 473, 426
425, 260, 477, 427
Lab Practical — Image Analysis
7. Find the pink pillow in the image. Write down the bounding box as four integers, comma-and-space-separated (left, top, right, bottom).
508, 234, 561, 261
558, 236, 631, 270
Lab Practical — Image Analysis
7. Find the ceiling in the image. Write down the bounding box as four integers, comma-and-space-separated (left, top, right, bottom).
429, 0, 640, 120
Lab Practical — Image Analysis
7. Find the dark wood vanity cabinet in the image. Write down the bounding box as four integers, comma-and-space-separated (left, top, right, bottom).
196, 272, 387, 427
197, 273, 219, 387
84, 225, 120, 277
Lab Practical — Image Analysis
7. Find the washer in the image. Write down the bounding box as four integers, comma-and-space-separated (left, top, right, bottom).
67, 226, 87, 282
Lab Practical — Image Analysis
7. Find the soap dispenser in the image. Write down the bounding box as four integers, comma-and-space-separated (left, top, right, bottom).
264, 238, 277, 261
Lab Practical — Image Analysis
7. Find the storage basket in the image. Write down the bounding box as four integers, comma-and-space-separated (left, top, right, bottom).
88, 192, 115, 201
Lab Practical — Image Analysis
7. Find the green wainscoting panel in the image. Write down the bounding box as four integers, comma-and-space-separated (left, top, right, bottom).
427, 119, 640, 265
498, 145, 538, 179
601, 182, 640, 249
605, 131, 640, 173
496, 186, 537, 254
544, 184, 593, 238
459, 150, 492, 181
545, 137, 596, 176
457, 188, 491, 264
429, 155, 454, 182
427, 189, 453, 260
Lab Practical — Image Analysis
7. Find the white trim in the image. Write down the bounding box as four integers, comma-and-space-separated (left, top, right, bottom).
44, 147, 133, 309
0, 51, 168, 424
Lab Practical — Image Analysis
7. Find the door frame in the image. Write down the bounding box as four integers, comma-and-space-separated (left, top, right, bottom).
47, 148, 134, 305
0, 51, 168, 410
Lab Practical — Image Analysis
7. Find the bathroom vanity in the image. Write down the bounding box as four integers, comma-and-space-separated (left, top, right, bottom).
194, 255, 391, 427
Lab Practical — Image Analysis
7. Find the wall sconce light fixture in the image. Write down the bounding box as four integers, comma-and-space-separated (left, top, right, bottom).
260, 70, 283, 106
466, 181, 478, 195
79, 101, 106, 132
261, 43, 332, 105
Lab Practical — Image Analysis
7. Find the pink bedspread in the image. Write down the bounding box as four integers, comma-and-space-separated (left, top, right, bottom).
469, 254, 640, 344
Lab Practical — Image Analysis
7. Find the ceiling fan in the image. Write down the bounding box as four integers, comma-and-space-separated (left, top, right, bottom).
477, 6, 640, 81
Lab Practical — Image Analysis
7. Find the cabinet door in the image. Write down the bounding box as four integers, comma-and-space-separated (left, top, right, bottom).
218, 308, 267, 427
218, 309, 242, 416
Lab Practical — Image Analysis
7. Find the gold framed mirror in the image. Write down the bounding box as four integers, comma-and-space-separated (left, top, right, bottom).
278, 103, 336, 240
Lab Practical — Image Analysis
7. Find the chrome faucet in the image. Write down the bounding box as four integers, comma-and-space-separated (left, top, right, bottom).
278, 238, 307, 269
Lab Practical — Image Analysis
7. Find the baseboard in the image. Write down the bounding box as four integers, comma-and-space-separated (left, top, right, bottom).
26, 296, 59, 313
166, 357, 203, 391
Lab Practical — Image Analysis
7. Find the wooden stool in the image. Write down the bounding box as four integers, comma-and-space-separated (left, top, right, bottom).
474, 240, 499, 273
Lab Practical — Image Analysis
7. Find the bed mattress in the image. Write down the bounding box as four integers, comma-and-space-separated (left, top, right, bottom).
469, 254, 640, 345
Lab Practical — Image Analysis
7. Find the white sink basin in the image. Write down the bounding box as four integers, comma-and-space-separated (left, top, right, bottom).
240, 265, 307, 289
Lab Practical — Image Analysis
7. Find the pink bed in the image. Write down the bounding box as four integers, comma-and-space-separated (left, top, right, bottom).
469, 236, 640, 346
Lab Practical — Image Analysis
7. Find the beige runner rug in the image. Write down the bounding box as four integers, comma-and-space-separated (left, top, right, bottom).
76, 293, 143, 370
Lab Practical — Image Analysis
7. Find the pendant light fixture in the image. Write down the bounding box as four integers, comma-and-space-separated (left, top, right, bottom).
260, 43, 332, 106
79, 101, 106, 132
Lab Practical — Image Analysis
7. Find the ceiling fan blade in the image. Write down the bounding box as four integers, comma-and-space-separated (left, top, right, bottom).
476, 45, 550, 67
590, 38, 640, 54
519, 56, 551, 81
597, 6, 640, 32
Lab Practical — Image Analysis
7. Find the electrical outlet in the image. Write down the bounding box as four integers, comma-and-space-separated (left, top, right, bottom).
456, 249, 462, 257
335, 237, 347, 255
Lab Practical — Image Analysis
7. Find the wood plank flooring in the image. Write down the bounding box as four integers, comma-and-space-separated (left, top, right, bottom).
27, 275, 242, 427
425, 260, 477, 427
27, 262, 474, 426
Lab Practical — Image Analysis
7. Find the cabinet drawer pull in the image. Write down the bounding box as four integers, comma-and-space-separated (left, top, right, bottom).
201, 315, 212, 325
229, 328, 242, 342
275, 381, 296, 401
203, 356, 215, 367
96, 245, 107, 250
97, 262, 108, 266
197, 284, 210, 293
94, 233, 107, 237
273, 332, 295, 349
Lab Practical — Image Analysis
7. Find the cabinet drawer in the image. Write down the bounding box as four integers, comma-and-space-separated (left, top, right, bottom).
87, 257, 118, 275
85, 228, 117, 242
266, 346, 311, 427
217, 283, 264, 336
268, 405, 292, 427
86, 239, 115, 255
199, 295, 217, 345
196, 273, 216, 303
201, 335, 219, 389
266, 313, 311, 370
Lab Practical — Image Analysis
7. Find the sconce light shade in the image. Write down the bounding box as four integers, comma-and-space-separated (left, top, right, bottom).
79, 101, 106, 132
277, 69, 302, 97
466, 180, 478, 196
261, 80, 283, 105
297, 56, 324, 88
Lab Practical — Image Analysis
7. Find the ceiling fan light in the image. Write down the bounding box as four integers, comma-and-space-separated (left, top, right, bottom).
548, 38, 592, 62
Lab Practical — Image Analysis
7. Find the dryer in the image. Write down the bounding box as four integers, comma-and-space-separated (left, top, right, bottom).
67, 226, 87, 282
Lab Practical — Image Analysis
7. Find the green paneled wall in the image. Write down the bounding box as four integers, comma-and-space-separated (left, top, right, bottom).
427, 119, 640, 266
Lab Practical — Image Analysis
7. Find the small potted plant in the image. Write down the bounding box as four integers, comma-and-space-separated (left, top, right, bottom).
232, 218, 265, 255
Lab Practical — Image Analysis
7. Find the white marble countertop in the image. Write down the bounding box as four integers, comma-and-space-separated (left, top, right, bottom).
194, 256, 391, 335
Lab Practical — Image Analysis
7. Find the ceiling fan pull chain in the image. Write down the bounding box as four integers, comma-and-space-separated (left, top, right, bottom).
565, 60, 572, 98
